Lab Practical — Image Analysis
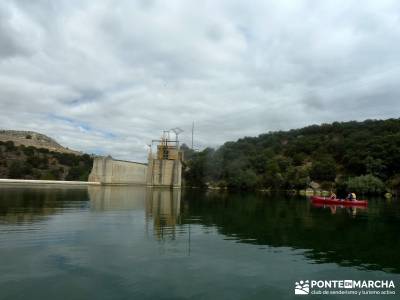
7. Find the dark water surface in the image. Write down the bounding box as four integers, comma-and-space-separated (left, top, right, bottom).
0, 185, 399, 299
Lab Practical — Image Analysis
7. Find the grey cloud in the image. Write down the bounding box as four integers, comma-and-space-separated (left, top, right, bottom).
0, 0, 400, 161
0, 4, 32, 58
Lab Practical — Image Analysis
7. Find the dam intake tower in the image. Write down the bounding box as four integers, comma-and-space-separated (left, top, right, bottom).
89, 131, 183, 188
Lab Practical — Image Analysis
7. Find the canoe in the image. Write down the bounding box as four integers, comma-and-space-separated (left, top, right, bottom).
311, 196, 368, 206
311, 202, 368, 210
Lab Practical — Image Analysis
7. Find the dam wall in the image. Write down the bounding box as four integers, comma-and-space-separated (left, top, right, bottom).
88, 131, 183, 187
88, 156, 147, 185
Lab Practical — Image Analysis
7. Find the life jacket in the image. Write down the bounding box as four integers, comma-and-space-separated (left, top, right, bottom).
351, 193, 356, 200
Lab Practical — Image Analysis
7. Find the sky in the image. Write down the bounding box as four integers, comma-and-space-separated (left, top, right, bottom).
1, 0, 400, 162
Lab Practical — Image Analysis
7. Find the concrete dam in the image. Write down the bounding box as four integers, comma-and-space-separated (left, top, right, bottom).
89, 131, 183, 188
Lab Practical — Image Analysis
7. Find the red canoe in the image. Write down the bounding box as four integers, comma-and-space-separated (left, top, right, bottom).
311, 196, 368, 207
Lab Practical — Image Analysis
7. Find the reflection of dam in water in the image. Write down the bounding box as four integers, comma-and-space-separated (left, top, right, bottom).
146, 189, 181, 240
88, 186, 181, 241
0, 185, 183, 242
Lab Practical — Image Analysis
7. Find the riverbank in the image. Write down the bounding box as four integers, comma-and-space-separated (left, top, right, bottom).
0, 178, 100, 186
185, 185, 397, 199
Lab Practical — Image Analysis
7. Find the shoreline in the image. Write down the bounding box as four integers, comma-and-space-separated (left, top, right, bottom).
0, 178, 100, 186
0, 179, 179, 188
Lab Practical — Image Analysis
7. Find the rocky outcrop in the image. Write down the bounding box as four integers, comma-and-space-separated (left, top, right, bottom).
0, 130, 80, 154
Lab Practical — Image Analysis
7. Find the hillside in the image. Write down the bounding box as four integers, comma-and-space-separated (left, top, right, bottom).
183, 118, 400, 194
0, 130, 80, 155
0, 133, 92, 181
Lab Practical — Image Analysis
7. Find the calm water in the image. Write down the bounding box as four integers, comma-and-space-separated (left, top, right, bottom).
0, 185, 399, 300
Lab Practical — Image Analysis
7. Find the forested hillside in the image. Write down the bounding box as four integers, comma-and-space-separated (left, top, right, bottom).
183, 118, 400, 194
0, 141, 92, 181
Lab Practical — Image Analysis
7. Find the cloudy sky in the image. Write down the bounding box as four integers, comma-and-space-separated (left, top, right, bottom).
1, 0, 399, 161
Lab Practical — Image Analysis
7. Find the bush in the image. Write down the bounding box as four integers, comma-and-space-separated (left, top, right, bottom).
8, 161, 24, 179
23, 146, 35, 156
66, 166, 90, 181
387, 175, 400, 192
227, 169, 259, 190
26, 155, 41, 168
40, 171, 56, 180
4, 141, 16, 151
310, 158, 336, 182
346, 174, 385, 194
56, 153, 78, 166
38, 148, 49, 154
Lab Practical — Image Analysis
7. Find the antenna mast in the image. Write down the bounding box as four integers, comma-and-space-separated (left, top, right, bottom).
170, 127, 183, 149
191, 121, 194, 149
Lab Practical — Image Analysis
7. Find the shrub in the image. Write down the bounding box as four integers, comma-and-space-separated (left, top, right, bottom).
40, 171, 56, 180
4, 141, 15, 151
346, 174, 385, 194
310, 158, 336, 182
57, 153, 78, 166
26, 155, 41, 168
23, 146, 35, 156
66, 166, 89, 181
387, 175, 400, 192
8, 161, 24, 179
227, 169, 259, 190
38, 148, 49, 154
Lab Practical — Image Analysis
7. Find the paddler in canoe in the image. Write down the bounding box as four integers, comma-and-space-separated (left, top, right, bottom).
345, 192, 357, 201
311, 193, 367, 206
328, 191, 357, 202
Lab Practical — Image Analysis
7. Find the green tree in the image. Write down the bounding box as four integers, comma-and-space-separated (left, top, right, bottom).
227, 169, 258, 190
5, 141, 15, 151
40, 171, 57, 180
23, 146, 36, 157
310, 158, 336, 182
8, 161, 24, 179
346, 174, 385, 194
66, 166, 90, 181
365, 156, 386, 179
387, 175, 400, 193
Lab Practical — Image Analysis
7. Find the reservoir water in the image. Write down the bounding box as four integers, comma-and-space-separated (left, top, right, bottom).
0, 185, 399, 299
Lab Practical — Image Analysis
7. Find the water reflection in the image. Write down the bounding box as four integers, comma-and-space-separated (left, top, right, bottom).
181, 190, 400, 273
145, 189, 181, 240
88, 185, 147, 211
1, 185, 399, 274
311, 203, 367, 216
0, 185, 89, 224
88, 186, 181, 241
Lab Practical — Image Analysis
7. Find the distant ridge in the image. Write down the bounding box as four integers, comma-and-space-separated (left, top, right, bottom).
0, 130, 80, 155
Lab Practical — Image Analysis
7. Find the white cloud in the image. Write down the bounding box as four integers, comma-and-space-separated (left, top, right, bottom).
0, 0, 399, 162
